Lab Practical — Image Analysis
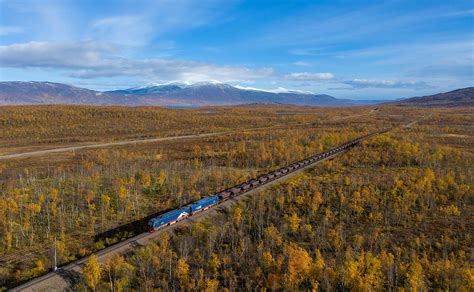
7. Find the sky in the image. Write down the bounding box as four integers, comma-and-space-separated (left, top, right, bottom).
0, 0, 473, 100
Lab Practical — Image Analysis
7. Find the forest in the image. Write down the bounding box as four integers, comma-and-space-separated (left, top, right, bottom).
0, 105, 472, 290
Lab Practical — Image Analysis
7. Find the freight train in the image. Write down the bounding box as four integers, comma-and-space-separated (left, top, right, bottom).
148, 129, 389, 232
148, 195, 222, 231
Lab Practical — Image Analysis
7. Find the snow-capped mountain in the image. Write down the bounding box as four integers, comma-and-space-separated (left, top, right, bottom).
0, 81, 379, 106
111, 83, 185, 95
106, 82, 352, 106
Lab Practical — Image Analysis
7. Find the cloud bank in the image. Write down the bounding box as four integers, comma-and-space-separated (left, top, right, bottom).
0, 41, 342, 86
0, 41, 274, 83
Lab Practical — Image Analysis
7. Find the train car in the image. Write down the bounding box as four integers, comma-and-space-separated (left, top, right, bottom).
218, 192, 231, 200
249, 179, 260, 187
229, 187, 241, 195
188, 195, 220, 214
148, 208, 189, 232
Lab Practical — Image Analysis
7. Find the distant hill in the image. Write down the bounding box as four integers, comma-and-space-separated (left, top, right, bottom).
0, 81, 132, 106
389, 87, 474, 107
0, 81, 379, 107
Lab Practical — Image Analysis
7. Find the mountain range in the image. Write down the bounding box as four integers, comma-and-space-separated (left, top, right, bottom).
0, 81, 379, 107
0, 81, 472, 107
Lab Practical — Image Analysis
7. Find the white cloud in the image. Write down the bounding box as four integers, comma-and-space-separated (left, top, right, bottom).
343, 79, 432, 89
0, 41, 274, 83
85, 1, 241, 46
285, 72, 335, 81
91, 15, 152, 45
0, 26, 23, 36
0, 41, 115, 68
261, 2, 474, 49
292, 61, 311, 66
69, 60, 274, 83
288, 47, 332, 56
441, 9, 474, 18
414, 57, 474, 79
233, 85, 313, 94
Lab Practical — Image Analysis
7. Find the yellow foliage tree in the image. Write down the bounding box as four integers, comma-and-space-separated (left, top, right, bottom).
209, 252, 221, 276
262, 250, 274, 271
406, 260, 426, 290
176, 258, 192, 289
287, 213, 301, 232
284, 243, 312, 289
82, 254, 102, 291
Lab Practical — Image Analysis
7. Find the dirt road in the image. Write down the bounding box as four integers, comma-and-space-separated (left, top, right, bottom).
0, 132, 225, 160
0, 108, 382, 161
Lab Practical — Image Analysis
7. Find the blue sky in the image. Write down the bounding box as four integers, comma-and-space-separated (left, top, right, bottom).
0, 0, 472, 99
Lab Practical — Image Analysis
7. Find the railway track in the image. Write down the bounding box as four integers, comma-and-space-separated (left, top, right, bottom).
11, 127, 391, 291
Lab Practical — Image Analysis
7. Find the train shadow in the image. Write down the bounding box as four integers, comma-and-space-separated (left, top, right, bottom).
93, 207, 175, 243
56, 268, 81, 287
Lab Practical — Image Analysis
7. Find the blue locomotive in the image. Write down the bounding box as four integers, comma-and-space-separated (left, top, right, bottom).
148, 208, 189, 231
148, 195, 221, 231
187, 195, 220, 214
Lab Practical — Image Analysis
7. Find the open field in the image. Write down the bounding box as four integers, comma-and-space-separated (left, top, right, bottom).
0, 105, 473, 289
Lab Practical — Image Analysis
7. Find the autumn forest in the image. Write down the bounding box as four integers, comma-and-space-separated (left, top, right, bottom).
0, 105, 472, 290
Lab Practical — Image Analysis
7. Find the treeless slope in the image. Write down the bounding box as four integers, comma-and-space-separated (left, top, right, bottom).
389, 87, 474, 107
